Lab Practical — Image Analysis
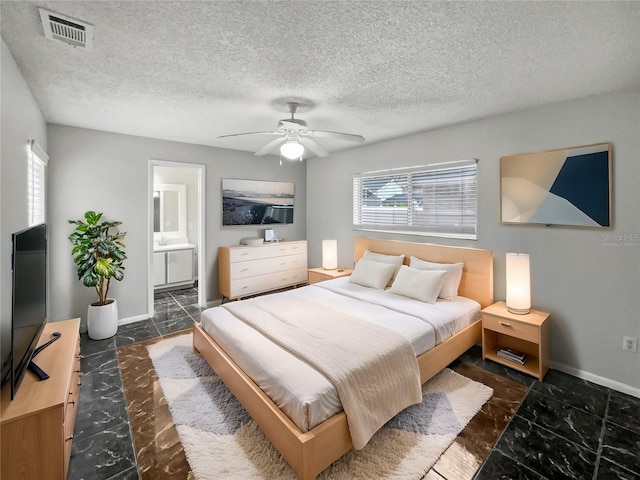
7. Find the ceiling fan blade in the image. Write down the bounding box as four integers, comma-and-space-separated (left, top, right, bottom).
255, 136, 286, 156
299, 137, 329, 158
217, 131, 281, 139
306, 130, 365, 143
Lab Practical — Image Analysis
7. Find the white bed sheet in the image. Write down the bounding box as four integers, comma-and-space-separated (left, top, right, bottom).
199, 278, 480, 432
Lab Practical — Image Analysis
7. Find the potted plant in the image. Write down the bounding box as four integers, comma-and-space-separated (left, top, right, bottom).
69, 211, 127, 340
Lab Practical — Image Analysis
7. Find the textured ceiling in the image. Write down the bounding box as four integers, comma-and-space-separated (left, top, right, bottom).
1, 1, 639, 158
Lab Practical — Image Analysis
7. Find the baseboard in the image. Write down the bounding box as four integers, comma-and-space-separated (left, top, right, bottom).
119, 314, 149, 326
551, 360, 640, 399
119, 301, 219, 328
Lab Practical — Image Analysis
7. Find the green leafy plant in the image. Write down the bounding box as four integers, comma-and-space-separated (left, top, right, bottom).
69, 211, 127, 306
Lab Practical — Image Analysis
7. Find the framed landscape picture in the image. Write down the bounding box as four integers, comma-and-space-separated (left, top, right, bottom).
222, 178, 294, 226
500, 142, 612, 228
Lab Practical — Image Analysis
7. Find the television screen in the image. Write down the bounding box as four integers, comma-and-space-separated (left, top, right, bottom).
222, 178, 294, 226
10, 223, 47, 399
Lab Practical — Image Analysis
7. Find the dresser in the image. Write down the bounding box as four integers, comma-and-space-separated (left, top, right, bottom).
1, 318, 81, 480
219, 240, 307, 300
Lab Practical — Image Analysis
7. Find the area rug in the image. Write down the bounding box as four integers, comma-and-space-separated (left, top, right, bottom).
147, 333, 493, 480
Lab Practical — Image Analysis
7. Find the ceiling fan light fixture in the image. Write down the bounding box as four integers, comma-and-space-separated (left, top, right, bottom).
280, 140, 304, 160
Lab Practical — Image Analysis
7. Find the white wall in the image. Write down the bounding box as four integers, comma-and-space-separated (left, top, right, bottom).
46, 125, 306, 325
306, 89, 640, 392
0, 40, 48, 365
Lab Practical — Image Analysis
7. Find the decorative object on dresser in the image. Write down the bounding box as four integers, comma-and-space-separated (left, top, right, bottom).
505, 253, 531, 314
500, 142, 612, 228
481, 301, 550, 380
308, 267, 353, 284
68, 211, 126, 340
1, 318, 81, 480
218, 240, 307, 300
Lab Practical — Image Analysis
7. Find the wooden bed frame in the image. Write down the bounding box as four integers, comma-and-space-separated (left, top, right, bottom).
193, 237, 493, 480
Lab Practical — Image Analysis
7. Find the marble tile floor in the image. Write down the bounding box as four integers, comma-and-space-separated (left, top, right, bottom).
68, 287, 203, 480
68, 290, 640, 480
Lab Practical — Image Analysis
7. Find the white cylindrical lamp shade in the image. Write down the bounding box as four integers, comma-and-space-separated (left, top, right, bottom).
506, 253, 530, 314
322, 240, 338, 270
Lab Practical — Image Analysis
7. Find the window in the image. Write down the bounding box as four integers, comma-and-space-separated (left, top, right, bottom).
28, 140, 48, 226
353, 159, 477, 239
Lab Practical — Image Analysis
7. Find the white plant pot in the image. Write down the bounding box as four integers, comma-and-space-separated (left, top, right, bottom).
87, 299, 119, 340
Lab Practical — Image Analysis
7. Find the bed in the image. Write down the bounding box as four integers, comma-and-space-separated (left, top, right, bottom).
192, 237, 494, 480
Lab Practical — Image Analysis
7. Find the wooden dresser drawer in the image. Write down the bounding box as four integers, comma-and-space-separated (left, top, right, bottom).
230, 267, 307, 298
483, 313, 539, 343
230, 253, 307, 279
229, 241, 306, 263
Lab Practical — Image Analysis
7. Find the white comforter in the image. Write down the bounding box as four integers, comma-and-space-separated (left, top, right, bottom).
200, 278, 480, 435
223, 293, 422, 449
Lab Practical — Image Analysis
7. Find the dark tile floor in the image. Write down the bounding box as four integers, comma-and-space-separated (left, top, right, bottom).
68, 289, 640, 480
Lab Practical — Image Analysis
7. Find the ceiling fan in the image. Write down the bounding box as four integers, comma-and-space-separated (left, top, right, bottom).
217, 102, 365, 161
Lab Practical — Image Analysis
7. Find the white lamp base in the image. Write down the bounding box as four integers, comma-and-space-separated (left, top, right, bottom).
506, 305, 530, 315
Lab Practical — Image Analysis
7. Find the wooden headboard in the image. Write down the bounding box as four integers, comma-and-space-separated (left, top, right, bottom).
355, 237, 494, 308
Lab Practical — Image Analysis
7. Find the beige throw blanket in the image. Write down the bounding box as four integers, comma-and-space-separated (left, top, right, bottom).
222, 293, 422, 449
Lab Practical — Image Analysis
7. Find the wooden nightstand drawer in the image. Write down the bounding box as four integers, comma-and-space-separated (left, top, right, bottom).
308, 268, 353, 284
483, 314, 539, 343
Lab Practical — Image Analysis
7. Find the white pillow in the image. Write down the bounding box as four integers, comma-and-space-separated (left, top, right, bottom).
409, 256, 464, 300
362, 250, 405, 286
389, 266, 447, 303
349, 258, 396, 290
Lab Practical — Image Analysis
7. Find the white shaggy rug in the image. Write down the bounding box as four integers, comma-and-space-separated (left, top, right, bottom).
148, 334, 492, 480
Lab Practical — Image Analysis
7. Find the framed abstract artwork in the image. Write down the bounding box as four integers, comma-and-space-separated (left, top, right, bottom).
500, 142, 612, 228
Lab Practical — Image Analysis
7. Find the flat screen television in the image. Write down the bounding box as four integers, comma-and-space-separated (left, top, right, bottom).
222, 178, 294, 226
8, 223, 47, 399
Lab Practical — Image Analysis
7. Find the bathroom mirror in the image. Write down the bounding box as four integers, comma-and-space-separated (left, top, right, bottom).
154, 183, 187, 237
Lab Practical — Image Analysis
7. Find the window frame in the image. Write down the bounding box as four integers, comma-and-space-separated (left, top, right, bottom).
353, 159, 478, 240
28, 140, 49, 227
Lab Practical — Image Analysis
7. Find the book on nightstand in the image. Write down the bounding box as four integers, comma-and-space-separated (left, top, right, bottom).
497, 348, 527, 365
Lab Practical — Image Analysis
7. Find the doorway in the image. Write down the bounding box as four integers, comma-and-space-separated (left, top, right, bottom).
148, 160, 206, 316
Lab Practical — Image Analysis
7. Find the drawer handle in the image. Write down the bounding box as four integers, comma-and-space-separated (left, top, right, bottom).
66, 434, 74, 441
498, 321, 512, 327
241, 252, 249, 256
241, 268, 249, 272
242, 286, 249, 289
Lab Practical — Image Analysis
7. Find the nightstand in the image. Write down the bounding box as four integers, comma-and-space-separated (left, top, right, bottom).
481, 301, 550, 380
308, 267, 353, 284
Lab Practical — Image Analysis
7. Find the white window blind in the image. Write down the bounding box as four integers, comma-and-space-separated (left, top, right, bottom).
28, 140, 49, 226
353, 159, 477, 239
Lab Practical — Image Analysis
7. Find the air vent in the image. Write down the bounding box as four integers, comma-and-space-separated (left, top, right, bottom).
39, 8, 93, 49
